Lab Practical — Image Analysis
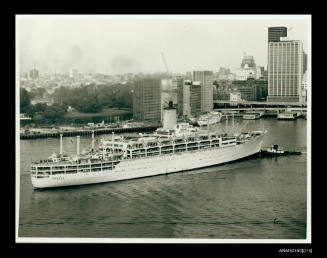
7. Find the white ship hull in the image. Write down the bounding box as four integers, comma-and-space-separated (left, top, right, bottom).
31, 133, 264, 189
197, 119, 220, 126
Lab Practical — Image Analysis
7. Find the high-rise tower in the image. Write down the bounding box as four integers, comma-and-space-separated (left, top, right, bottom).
267, 39, 303, 102
133, 78, 162, 121
192, 71, 213, 112
268, 27, 287, 42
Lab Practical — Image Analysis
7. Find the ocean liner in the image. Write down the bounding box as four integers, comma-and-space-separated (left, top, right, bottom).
30, 105, 266, 189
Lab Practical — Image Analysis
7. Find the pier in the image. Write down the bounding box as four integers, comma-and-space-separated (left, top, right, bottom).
213, 100, 307, 117
20, 126, 160, 140
213, 101, 307, 119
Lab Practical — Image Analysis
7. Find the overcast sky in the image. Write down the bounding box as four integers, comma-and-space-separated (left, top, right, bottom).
16, 15, 310, 75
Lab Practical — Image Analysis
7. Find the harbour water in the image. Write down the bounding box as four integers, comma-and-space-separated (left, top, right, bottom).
18, 118, 308, 239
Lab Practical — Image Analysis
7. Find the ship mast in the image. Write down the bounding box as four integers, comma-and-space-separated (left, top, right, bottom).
76, 135, 80, 158
60, 133, 63, 157
91, 130, 95, 151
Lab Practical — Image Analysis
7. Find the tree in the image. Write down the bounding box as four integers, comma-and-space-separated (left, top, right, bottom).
29, 87, 46, 99
20, 88, 31, 113
41, 103, 66, 123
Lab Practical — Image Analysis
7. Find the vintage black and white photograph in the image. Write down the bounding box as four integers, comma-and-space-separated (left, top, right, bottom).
16, 14, 311, 244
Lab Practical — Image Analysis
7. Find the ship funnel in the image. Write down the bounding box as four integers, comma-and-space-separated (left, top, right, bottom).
163, 101, 177, 129
60, 134, 63, 156
77, 135, 80, 156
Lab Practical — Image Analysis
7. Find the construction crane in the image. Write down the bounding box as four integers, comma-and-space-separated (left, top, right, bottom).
161, 52, 170, 76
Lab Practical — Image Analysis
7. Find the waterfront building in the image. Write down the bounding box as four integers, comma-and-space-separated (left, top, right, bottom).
133, 78, 161, 121
216, 89, 231, 101
192, 71, 214, 112
267, 39, 304, 103
268, 27, 287, 42
190, 81, 202, 116
215, 90, 242, 102
238, 85, 256, 101
230, 92, 242, 102
177, 77, 191, 118
232, 78, 268, 101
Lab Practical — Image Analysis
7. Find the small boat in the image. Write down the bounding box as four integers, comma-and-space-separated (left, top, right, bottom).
260, 145, 285, 157
197, 111, 223, 126
260, 145, 302, 157
266, 144, 285, 154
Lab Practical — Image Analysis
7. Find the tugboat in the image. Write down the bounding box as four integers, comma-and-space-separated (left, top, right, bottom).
260, 144, 302, 157
266, 144, 285, 155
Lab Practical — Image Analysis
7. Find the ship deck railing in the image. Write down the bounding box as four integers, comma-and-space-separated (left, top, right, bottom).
31, 133, 263, 174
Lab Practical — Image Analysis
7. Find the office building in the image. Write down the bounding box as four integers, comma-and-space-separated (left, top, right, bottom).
268, 27, 287, 42
192, 71, 214, 112
255, 80, 268, 101
133, 78, 161, 121
267, 39, 303, 102
177, 77, 191, 118
190, 82, 202, 116
232, 78, 268, 101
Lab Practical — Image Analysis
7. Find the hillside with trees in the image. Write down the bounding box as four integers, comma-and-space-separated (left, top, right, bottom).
52, 83, 133, 113
20, 82, 134, 125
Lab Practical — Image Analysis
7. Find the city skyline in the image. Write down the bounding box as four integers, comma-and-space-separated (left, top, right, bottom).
17, 15, 310, 75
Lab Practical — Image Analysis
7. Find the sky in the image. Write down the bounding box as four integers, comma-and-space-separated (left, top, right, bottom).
16, 15, 310, 75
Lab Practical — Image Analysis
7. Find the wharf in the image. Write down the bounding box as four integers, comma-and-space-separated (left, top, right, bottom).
20, 126, 160, 140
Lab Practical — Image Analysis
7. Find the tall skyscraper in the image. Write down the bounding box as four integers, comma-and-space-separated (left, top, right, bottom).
192, 71, 213, 112
268, 27, 287, 42
133, 78, 162, 121
177, 76, 184, 117
177, 77, 191, 118
190, 82, 201, 116
267, 39, 303, 102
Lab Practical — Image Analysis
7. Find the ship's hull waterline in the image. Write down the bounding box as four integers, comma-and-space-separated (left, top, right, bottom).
31, 133, 265, 189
